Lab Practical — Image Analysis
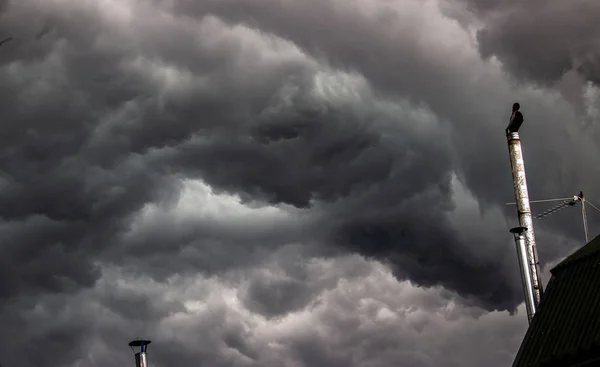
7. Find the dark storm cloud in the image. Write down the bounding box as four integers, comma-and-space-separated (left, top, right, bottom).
0, 0, 8, 15
0, 0, 592, 317
445, 0, 600, 123
239, 250, 374, 317
111, 187, 327, 281
170, 101, 396, 208
37, 257, 524, 367
168, 0, 600, 307
335, 211, 517, 310
100, 285, 185, 322
0, 1, 275, 302
171, 0, 600, 214
162, 89, 527, 310
0, 293, 96, 367
0, 0, 344, 329
0, 0, 598, 366
452, 0, 600, 86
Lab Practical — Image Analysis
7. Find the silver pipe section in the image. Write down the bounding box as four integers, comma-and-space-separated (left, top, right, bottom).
510, 227, 536, 324
507, 132, 543, 307
582, 199, 590, 243
135, 352, 148, 367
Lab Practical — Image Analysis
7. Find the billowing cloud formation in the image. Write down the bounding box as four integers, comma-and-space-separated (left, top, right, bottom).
459, 0, 600, 85
0, 0, 599, 366
447, 0, 600, 119
0, 254, 529, 367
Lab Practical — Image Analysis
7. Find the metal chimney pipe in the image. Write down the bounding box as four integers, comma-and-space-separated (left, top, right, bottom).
135, 353, 148, 367
507, 130, 543, 306
510, 226, 536, 324
129, 339, 151, 367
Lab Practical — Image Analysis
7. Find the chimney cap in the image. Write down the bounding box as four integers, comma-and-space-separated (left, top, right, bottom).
129, 340, 152, 347
510, 226, 528, 234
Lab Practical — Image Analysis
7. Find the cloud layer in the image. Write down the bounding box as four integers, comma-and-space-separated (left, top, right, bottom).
0, 0, 599, 366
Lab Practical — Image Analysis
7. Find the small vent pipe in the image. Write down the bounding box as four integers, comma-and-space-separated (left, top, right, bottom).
129, 339, 151, 367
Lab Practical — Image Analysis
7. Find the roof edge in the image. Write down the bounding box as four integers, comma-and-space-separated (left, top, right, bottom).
551, 234, 600, 274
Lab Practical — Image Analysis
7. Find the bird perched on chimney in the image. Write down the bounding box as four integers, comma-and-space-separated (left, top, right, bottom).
506, 102, 524, 136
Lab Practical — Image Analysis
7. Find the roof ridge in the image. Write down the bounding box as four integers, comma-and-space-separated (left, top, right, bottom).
551, 235, 600, 273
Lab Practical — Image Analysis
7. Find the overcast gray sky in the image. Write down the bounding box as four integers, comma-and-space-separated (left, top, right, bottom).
0, 0, 599, 366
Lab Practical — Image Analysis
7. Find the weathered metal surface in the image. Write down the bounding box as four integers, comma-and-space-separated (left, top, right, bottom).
507, 132, 544, 307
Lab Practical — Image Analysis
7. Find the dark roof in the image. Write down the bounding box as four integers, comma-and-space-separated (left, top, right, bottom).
513, 234, 600, 367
